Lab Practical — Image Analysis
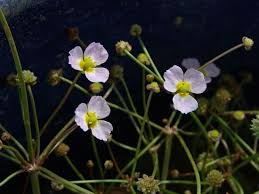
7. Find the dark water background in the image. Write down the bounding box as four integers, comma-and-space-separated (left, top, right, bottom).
1, 0, 259, 193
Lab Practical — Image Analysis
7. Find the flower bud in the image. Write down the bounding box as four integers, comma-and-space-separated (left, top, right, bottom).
242, 36, 254, 50
104, 160, 113, 170
1, 132, 11, 142
162, 118, 168, 124
16, 70, 37, 86
196, 97, 209, 116
51, 181, 64, 191
110, 65, 124, 80
129, 24, 142, 36
89, 82, 103, 94
86, 160, 94, 168
206, 170, 225, 188
136, 174, 160, 194
6, 73, 17, 87
66, 26, 79, 42
146, 74, 155, 82
115, 41, 132, 56
233, 111, 245, 121
54, 143, 70, 157
137, 53, 150, 65
208, 129, 221, 142
146, 82, 160, 93
170, 169, 180, 178
184, 190, 192, 194
48, 68, 63, 86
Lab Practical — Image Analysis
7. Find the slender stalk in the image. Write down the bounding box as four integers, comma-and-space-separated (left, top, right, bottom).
39, 167, 94, 194
103, 83, 115, 99
38, 117, 75, 165
175, 133, 201, 194
0, 152, 20, 164
0, 8, 33, 161
107, 143, 124, 178
0, 169, 24, 186
124, 50, 163, 83
160, 180, 208, 185
40, 72, 81, 135
198, 43, 244, 70
71, 179, 128, 184
137, 36, 163, 80
64, 155, 95, 192
223, 110, 259, 115
0, 123, 28, 160
111, 138, 136, 152
91, 135, 104, 178
27, 85, 40, 158
2, 145, 28, 165
131, 92, 153, 177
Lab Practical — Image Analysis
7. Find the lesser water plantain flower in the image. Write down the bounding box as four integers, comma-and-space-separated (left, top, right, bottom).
206, 169, 225, 188
69, 42, 109, 83
181, 58, 220, 83
163, 65, 207, 114
136, 174, 160, 194
75, 96, 113, 141
16, 70, 37, 85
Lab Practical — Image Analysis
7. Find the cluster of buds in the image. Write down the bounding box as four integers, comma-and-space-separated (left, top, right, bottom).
104, 160, 114, 170
136, 174, 160, 194
115, 41, 132, 56
48, 68, 63, 86
242, 36, 254, 50
129, 24, 142, 36
146, 82, 160, 93
16, 70, 37, 86
206, 169, 225, 188
1, 132, 11, 142
138, 53, 150, 65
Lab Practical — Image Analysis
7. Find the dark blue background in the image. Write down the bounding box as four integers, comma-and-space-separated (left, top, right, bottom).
1, 0, 259, 193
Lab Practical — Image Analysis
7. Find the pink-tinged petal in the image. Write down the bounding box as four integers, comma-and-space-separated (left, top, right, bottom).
204, 63, 220, 78
173, 94, 198, 114
205, 77, 212, 83
75, 103, 88, 117
163, 65, 184, 93
88, 96, 111, 119
85, 67, 109, 83
184, 68, 207, 94
69, 46, 83, 71
181, 58, 200, 69
84, 42, 108, 66
91, 120, 113, 141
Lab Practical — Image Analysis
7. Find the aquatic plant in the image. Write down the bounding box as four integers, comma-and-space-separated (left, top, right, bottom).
0, 8, 259, 194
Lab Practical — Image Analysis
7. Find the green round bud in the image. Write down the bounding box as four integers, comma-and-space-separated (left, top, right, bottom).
233, 111, 245, 121
206, 170, 225, 188
137, 53, 150, 65
242, 36, 254, 50
6, 73, 17, 87
1, 132, 11, 142
51, 181, 64, 191
146, 74, 155, 82
110, 65, 124, 80
130, 24, 142, 36
115, 40, 132, 56
136, 174, 160, 194
104, 160, 114, 170
170, 169, 180, 178
146, 82, 160, 93
89, 82, 103, 94
54, 143, 70, 157
184, 190, 192, 194
48, 68, 63, 86
86, 160, 94, 168
208, 129, 221, 142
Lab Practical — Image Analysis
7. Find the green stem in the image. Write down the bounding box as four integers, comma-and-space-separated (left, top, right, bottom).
160, 180, 208, 185
175, 133, 201, 194
39, 167, 94, 194
124, 50, 163, 83
38, 117, 75, 165
71, 179, 128, 184
111, 138, 136, 152
0, 8, 33, 161
137, 36, 163, 81
103, 83, 115, 99
0, 152, 20, 164
198, 43, 244, 70
91, 135, 104, 178
64, 155, 95, 192
30, 172, 41, 194
27, 85, 40, 158
2, 145, 28, 165
223, 110, 259, 115
40, 72, 81, 135
0, 169, 24, 186
131, 92, 153, 177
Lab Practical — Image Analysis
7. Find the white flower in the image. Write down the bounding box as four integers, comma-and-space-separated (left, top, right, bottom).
164, 65, 207, 114
181, 58, 220, 83
75, 96, 113, 141
68, 42, 109, 83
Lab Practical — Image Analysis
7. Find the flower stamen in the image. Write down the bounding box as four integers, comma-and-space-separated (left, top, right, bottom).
176, 81, 191, 97
80, 56, 96, 72
85, 112, 98, 128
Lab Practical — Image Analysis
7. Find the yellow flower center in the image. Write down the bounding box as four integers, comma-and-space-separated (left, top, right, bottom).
85, 112, 98, 128
79, 56, 96, 72
176, 81, 191, 97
